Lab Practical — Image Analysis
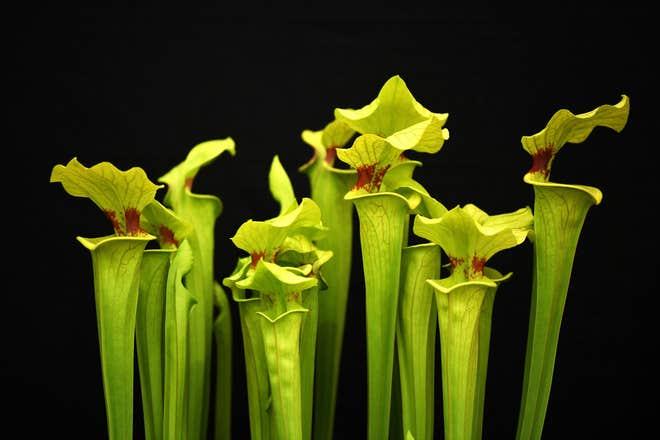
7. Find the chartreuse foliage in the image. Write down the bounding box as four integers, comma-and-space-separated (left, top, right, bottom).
136, 247, 172, 440
162, 240, 196, 439
50, 159, 160, 439
516, 96, 630, 440
300, 119, 356, 440
137, 200, 192, 440
224, 156, 332, 440
213, 280, 233, 440
160, 139, 235, 439
51, 78, 628, 440
414, 205, 533, 440
396, 243, 440, 440
335, 74, 449, 440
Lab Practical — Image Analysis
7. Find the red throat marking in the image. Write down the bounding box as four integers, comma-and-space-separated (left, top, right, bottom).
103, 210, 123, 235
471, 256, 487, 275
125, 208, 142, 235
185, 177, 194, 190
448, 256, 464, 270
159, 225, 179, 246
373, 165, 390, 191
355, 165, 375, 190
325, 146, 337, 165
354, 164, 389, 192
251, 252, 265, 268
529, 145, 554, 177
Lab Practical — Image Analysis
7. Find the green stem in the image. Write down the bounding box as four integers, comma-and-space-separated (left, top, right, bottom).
301, 287, 319, 440
163, 242, 197, 440
183, 250, 208, 440
233, 289, 272, 440
159, 140, 235, 439
474, 284, 495, 440
213, 282, 233, 440
516, 184, 597, 440
352, 193, 409, 440
397, 244, 440, 440
79, 235, 152, 440
258, 307, 307, 440
434, 280, 498, 440
137, 250, 173, 440
390, 351, 403, 440
391, 162, 416, 440
178, 193, 221, 440
306, 165, 354, 440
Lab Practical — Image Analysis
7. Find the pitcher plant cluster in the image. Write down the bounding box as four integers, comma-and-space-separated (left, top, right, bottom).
51, 75, 629, 440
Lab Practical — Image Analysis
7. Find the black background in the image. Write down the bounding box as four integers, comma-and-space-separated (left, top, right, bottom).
7, 2, 655, 438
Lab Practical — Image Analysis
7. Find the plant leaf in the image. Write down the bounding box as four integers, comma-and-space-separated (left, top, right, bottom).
351, 193, 410, 439
50, 158, 160, 236
159, 138, 235, 205
237, 260, 317, 300
77, 235, 153, 439
229, 284, 272, 440
336, 134, 402, 193
137, 249, 174, 440
334, 75, 448, 139
301, 144, 356, 440
163, 240, 197, 438
159, 139, 235, 438
230, 220, 289, 263
141, 200, 193, 249
385, 117, 449, 153
414, 205, 532, 282
397, 244, 440, 440
269, 155, 298, 215
213, 282, 233, 440
222, 257, 252, 290
321, 119, 358, 149
429, 270, 509, 440
257, 308, 306, 440
276, 235, 333, 277
300, 286, 319, 440
267, 198, 323, 229
522, 95, 629, 182
301, 119, 356, 169
381, 159, 422, 190
516, 181, 608, 439
231, 198, 325, 261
